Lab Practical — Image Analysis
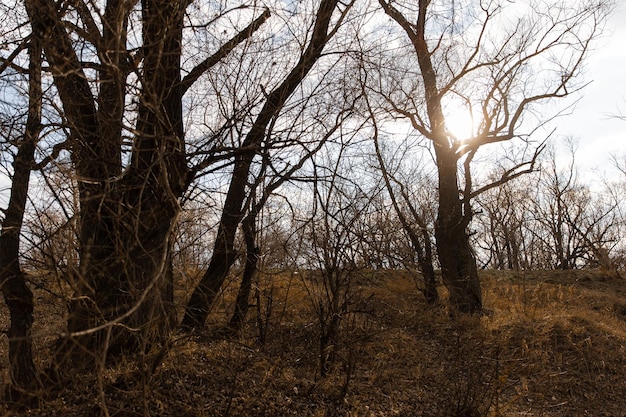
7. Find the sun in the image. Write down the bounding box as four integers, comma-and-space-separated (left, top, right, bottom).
445, 110, 476, 143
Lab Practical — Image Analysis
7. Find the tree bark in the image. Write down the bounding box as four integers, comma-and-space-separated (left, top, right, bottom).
434, 154, 482, 313
0, 124, 38, 399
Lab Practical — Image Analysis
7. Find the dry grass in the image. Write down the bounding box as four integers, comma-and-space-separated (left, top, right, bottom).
1, 269, 625, 416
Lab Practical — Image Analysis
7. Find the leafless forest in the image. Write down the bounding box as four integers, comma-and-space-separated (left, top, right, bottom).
1, 0, 625, 415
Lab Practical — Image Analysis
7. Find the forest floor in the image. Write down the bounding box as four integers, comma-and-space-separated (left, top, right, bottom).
1, 269, 626, 416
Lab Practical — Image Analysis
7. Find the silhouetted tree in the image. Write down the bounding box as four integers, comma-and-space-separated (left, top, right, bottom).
373, 0, 609, 312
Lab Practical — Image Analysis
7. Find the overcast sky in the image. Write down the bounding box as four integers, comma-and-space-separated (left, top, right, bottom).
556, 3, 626, 177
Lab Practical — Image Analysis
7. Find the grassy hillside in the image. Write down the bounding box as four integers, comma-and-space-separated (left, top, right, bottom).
1, 269, 625, 416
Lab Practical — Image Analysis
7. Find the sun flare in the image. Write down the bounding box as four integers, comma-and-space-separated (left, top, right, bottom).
445, 111, 476, 143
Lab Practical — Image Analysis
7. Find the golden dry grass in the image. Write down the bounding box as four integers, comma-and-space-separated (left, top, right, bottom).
1, 269, 625, 416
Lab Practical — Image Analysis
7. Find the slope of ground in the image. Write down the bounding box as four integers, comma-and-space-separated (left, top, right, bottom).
1, 269, 625, 416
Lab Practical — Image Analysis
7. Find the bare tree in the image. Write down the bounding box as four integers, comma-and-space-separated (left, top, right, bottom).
474, 172, 531, 270
371, 0, 610, 312
370, 127, 439, 302
531, 143, 621, 270
181, 0, 355, 330
297, 143, 373, 378
473, 141, 623, 272
226, 107, 354, 332
0, 22, 42, 397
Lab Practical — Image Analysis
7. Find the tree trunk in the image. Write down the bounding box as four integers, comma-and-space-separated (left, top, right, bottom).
228, 210, 260, 332
0, 141, 39, 399
0, 33, 41, 397
43, 0, 188, 363
181, 155, 251, 331
434, 155, 482, 313
419, 224, 438, 304
27, 0, 268, 364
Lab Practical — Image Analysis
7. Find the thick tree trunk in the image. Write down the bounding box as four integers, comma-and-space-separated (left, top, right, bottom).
0, 35, 41, 398
28, 0, 267, 363
47, 0, 188, 363
434, 155, 482, 313
435, 223, 482, 313
107, 0, 187, 349
1, 271, 37, 396
25, 0, 123, 362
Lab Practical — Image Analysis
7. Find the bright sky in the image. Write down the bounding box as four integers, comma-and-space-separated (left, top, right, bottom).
557, 3, 626, 177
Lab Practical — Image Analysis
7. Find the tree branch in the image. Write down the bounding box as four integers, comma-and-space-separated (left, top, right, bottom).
179, 8, 271, 95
